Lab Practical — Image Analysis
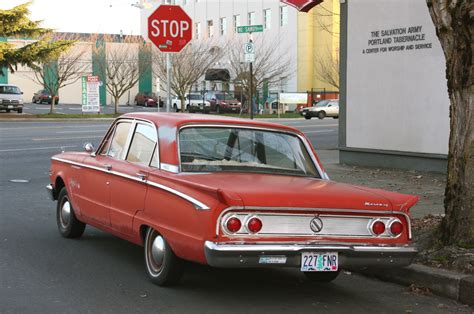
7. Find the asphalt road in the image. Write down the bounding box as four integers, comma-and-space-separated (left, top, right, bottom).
0, 119, 470, 313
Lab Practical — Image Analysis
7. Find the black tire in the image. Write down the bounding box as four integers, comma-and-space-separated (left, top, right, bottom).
304, 115, 311, 120
333, 116, 339, 119
173, 104, 179, 112
32, 97, 35, 103
17, 109, 23, 114
56, 187, 86, 238
317, 111, 326, 119
304, 270, 340, 282
144, 228, 184, 286
216, 105, 221, 114
6, 109, 10, 113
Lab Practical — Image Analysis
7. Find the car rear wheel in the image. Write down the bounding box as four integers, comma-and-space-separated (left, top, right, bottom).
333, 116, 339, 119
144, 228, 184, 286
317, 111, 326, 119
6, 109, 10, 113
304, 270, 340, 282
56, 187, 86, 238
17, 109, 23, 114
304, 115, 311, 120
216, 105, 221, 114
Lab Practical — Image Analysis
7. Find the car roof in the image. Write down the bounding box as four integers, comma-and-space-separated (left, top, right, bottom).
121, 112, 305, 135
0, 84, 19, 87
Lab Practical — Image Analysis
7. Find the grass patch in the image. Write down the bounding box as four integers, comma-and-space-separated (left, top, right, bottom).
32, 113, 122, 119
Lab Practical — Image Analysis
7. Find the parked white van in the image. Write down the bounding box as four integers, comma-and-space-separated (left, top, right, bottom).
0, 84, 24, 113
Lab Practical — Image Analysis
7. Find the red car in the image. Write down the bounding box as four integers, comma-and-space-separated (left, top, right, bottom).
47, 113, 418, 286
134, 92, 160, 107
32, 89, 59, 104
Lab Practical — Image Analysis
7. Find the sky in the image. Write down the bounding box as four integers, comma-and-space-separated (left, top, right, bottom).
3, 0, 142, 35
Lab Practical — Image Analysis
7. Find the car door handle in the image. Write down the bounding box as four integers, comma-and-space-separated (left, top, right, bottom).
104, 164, 112, 171
136, 172, 147, 181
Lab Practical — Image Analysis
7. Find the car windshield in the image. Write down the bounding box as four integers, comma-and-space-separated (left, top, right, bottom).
215, 92, 235, 100
314, 100, 330, 107
0, 86, 21, 94
179, 127, 320, 178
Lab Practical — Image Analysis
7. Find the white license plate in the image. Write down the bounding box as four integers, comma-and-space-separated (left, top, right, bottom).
8, 105, 13, 109
301, 252, 338, 272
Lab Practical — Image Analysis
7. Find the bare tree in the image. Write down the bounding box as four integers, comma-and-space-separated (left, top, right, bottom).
30, 36, 89, 114
314, 46, 339, 90
228, 37, 292, 111
426, 0, 473, 246
152, 40, 224, 112
93, 35, 150, 114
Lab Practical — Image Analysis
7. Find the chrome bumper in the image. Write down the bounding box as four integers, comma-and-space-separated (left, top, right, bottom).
204, 241, 417, 269
46, 184, 55, 201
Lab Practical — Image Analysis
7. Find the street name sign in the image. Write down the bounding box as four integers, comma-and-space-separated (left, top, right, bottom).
148, 5, 192, 53
237, 25, 263, 33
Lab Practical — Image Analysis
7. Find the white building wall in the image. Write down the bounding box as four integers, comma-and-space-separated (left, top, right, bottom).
140, 0, 299, 93
346, 0, 449, 155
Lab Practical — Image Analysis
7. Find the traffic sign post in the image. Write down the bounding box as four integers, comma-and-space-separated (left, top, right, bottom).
148, 5, 192, 112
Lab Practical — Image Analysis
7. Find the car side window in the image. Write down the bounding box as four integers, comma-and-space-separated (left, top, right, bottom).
126, 123, 157, 166
108, 122, 132, 160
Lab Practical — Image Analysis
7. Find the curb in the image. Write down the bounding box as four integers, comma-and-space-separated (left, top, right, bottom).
361, 264, 474, 306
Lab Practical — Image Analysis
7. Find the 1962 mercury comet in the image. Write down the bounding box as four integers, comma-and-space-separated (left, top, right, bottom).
47, 113, 418, 286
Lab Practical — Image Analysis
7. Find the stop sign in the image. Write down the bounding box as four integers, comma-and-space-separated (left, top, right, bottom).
148, 5, 192, 53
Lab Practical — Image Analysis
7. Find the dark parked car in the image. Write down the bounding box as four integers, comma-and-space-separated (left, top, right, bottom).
205, 91, 241, 114
32, 90, 59, 104
135, 92, 161, 107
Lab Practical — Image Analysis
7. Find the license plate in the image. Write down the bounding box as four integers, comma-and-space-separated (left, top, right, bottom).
301, 252, 338, 272
8, 105, 13, 109
302, 111, 307, 115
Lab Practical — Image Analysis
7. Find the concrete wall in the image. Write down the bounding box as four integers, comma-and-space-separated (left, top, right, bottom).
340, 0, 450, 172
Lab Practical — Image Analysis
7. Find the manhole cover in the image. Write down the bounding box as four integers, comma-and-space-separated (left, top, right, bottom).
10, 179, 29, 183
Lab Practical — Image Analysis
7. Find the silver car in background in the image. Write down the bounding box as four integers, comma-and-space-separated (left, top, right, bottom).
0, 84, 24, 113
300, 99, 339, 120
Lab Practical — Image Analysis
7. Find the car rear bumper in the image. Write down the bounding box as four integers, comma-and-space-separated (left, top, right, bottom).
204, 241, 417, 269
46, 184, 56, 200
0, 104, 23, 110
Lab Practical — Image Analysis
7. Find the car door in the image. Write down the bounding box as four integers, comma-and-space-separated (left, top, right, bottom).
108, 121, 158, 236
326, 100, 339, 115
76, 121, 133, 226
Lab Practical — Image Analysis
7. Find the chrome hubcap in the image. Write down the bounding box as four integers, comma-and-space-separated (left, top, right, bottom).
148, 232, 165, 274
60, 200, 71, 228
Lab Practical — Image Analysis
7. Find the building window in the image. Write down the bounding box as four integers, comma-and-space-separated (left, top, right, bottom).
263, 9, 271, 30
280, 5, 288, 27
183, 0, 187, 5
195, 22, 201, 39
233, 14, 240, 33
248, 11, 255, 25
220, 17, 227, 36
207, 20, 214, 38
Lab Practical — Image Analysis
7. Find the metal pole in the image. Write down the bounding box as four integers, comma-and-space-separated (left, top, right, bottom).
166, 53, 171, 113
250, 60, 253, 120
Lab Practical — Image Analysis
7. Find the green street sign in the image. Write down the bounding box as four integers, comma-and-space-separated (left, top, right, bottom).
237, 25, 263, 33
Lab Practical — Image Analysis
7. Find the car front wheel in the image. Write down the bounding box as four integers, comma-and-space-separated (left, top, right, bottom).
304, 270, 340, 282
304, 115, 311, 120
144, 228, 184, 286
56, 187, 86, 238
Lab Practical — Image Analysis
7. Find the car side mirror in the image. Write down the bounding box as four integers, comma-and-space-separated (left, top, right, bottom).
84, 143, 95, 154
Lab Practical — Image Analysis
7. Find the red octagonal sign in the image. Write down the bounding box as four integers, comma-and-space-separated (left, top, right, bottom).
148, 5, 192, 53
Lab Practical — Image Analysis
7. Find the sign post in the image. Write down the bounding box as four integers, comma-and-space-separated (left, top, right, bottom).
238, 25, 262, 119
147, 5, 192, 112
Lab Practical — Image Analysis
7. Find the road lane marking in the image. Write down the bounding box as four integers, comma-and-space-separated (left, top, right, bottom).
32, 136, 103, 141
56, 130, 107, 134
0, 145, 77, 152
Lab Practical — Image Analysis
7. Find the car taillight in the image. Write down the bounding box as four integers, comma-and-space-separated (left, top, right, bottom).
390, 221, 403, 236
226, 217, 241, 233
247, 217, 262, 233
371, 221, 385, 235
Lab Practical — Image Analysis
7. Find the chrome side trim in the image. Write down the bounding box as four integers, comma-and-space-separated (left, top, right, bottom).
176, 124, 328, 180
51, 157, 210, 210
146, 181, 210, 210
46, 184, 55, 201
216, 206, 413, 240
